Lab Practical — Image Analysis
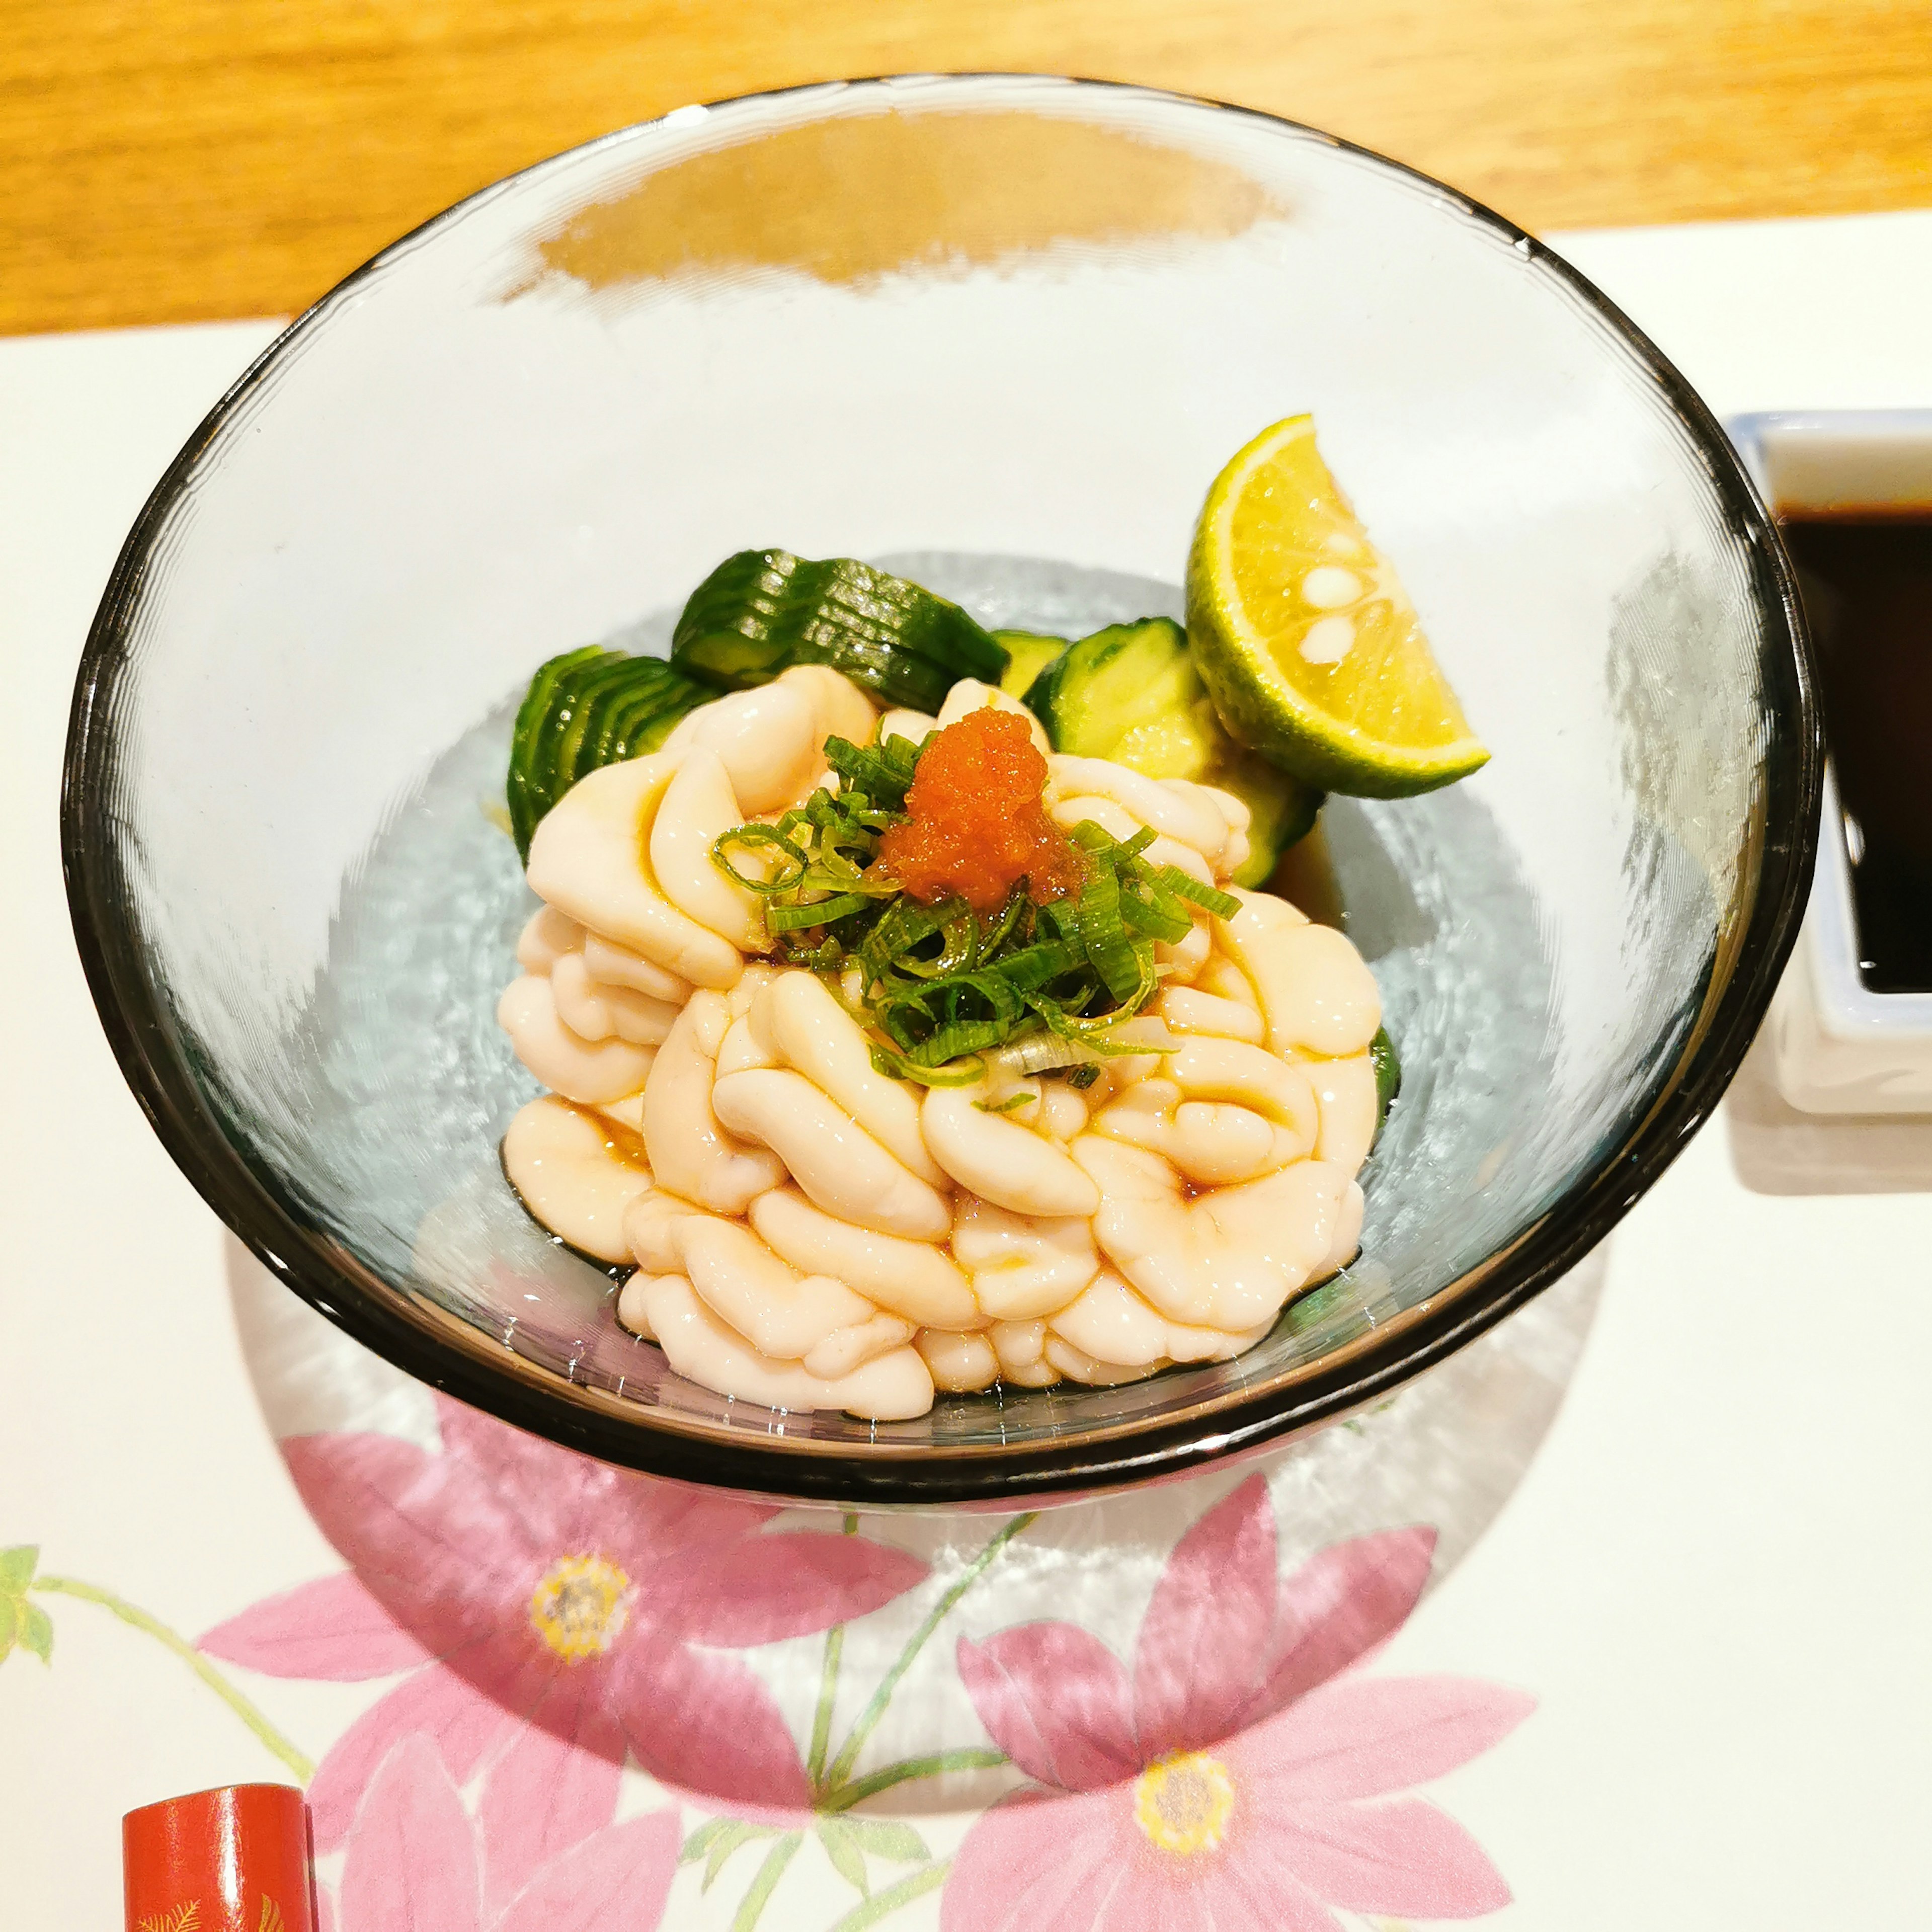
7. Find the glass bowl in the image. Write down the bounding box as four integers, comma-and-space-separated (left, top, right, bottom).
62, 76, 1818, 1506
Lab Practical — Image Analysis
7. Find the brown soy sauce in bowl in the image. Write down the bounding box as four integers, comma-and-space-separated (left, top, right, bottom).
1780, 508, 1932, 994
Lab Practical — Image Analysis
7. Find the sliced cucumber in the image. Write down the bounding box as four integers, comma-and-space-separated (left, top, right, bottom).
993, 628, 1070, 699
552, 653, 651, 784
1370, 1025, 1400, 1147
1222, 746, 1322, 881
1023, 617, 1322, 887
587, 662, 686, 771
1025, 618, 1204, 767
671, 550, 1009, 713
508, 645, 602, 859
506, 650, 710, 860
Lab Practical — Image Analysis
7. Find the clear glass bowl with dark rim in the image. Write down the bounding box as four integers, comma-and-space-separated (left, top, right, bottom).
62, 75, 1819, 1506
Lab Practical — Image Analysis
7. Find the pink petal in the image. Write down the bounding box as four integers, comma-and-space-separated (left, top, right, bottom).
609, 1633, 811, 1812
199, 1574, 434, 1681
477, 1682, 625, 1915
431, 1394, 697, 1564
1265, 1799, 1513, 1917
494, 1810, 680, 1932
1096, 1856, 1313, 1932
660, 1532, 928, 1647
282, 1432, 544, 1651
1091, 1875, 1221, 1932
1210, 1835, 1348, 1932
590, 1482, 780, 1580
1248, 1675, 1536, 1803
1097, 1813, 1335, 1932
941, 1789, 1135, 1932
1133, 1475, 1277, 1759
338, 1736, 481, 1932
1245, 1527, 1437, 1727
314, 1887, 336, 1932
956, 1628, 1141, 1792
306, 1653, 524, 1847
434, 1391, 589, 1501
433, 1396, 780, 1572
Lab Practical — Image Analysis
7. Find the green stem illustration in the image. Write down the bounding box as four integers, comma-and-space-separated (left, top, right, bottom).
731, 1832, 802, 1932
823, 1512, 1035, 1790
822, 1859, 951, 1932
31, 1574, 316, 1784
806, 1514, 860, 1788
818, 1748, 1008, 1813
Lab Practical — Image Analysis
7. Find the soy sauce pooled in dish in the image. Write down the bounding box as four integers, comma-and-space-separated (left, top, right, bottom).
1780, 509, 1932, 994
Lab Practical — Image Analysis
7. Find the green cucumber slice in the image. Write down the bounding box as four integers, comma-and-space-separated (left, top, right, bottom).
1023, 617, 1322, 887
585, 662, 683, 769
671, 550, 1009, 712
508, 645, 604, 858
994, 628, 1070, 699
622, 680, 707, 759
506, 650, 710, 861
578, 663, 703, 780
1222, 747, 1322, 882
554, 653, 652, 784
1370, 1025, 1401, 1146
1025, 618, 1205, 766
605, 685, 689, 768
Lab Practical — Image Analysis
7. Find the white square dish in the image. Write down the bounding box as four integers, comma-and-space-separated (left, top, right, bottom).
1732, 410, 1932, 1114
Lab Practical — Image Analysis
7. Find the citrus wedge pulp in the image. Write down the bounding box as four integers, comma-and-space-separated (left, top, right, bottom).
1186, 414, 1488, 797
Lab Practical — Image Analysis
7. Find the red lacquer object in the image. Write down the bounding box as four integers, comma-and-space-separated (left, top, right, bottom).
123, 1783, 315, 1932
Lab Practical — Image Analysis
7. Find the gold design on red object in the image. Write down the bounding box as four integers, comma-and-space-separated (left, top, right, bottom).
258, 1899, 287, 1932
136, 1905, 201, 1932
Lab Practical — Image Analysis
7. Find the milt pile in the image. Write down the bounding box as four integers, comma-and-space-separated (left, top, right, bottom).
499, 659, 1382, 1422
494, 415, 1488, 1421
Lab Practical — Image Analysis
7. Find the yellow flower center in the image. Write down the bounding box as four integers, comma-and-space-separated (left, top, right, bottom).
528, 1554, 633, 1661
1134, 1750, 1236, 1857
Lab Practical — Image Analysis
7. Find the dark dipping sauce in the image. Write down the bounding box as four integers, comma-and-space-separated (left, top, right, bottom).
1780, 509, 1932, 993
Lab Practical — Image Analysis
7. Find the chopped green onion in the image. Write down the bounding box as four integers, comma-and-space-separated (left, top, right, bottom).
1116, 876, 1194, 944
1070, 865, 1142, 1003
711, 824, 809, 895
868, 1043, 986, 1087
974, 1091, 1034, 1115
822, 733, 925, 811
994, 1033, 1101, 1077
1151, 866, 1240, 919
976, 887, 1028, 960
766, 892, 874, 931
717, 736, 1243, 1085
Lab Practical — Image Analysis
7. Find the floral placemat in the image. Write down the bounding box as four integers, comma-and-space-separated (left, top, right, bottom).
10, 1240, 1597, 1932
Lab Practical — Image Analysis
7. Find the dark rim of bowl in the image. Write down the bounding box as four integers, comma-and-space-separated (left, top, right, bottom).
61, 74, 1822, 1505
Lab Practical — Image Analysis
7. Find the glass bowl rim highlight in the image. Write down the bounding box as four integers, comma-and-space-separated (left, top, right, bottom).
60, 73, 1822, 1505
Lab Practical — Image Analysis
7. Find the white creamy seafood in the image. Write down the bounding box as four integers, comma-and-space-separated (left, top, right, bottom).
498, 664, 1381, 1421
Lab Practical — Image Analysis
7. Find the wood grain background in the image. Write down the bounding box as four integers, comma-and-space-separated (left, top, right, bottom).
6, 0, 1930, 337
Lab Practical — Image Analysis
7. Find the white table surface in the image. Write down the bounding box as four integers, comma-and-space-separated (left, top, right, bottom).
5, 207, 1932, 1929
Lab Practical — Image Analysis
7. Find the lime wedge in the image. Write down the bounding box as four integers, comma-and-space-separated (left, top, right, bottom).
1186, 415, 1488, 797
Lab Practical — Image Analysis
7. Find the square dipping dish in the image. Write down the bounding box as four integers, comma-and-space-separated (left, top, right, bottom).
1733, 411, 1932, 1115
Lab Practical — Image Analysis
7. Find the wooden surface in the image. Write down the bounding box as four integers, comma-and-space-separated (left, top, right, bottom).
6, 0, 1930, 338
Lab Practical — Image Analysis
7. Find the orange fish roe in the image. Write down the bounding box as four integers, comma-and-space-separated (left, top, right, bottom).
875, 708, 1087, 913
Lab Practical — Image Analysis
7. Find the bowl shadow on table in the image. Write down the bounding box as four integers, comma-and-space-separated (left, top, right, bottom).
225, 1231, 1608, 1817
1725, 1027, 1932, 1195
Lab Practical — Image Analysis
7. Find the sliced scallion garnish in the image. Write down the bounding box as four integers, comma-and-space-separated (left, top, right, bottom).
711, 732, 1223, 1082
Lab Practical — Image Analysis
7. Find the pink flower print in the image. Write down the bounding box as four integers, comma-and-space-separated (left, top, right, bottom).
947, 1476, 1533, 1931
201, 1394, 927, 1907
332, 1731, 679, 1932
